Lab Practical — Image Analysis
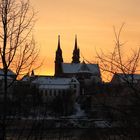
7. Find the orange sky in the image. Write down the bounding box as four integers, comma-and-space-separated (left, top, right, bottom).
30, 0, 140, 76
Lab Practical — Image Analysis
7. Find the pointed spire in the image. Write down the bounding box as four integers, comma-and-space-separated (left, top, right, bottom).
56, 35, 63, 61
55, 35, 63, 76
74, 34, 78, 50
72, 35, 80, 63
57, 35, 61, 50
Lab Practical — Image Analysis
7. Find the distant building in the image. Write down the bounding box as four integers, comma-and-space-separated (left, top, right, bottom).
54, 35, 102, 86
21, 35, 102, 100
0, 68, 16, 79
0, 69, 16, 99
22, 75, 80, 103
111, 73, 140, 84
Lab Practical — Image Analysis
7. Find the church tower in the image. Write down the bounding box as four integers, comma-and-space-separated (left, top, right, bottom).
72, 35, 80, 63
55, 35, 63, 76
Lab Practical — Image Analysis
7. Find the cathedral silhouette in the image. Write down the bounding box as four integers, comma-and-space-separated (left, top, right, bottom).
54, 35, 101, 83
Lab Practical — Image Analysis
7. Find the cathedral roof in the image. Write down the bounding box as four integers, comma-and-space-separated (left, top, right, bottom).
32, 77, 79, 89
32, 77, 78, 84
78, 61, 90, 73
62, 62, 100, 75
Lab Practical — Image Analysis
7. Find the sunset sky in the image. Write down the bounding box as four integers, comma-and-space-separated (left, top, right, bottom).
30, 0, 140, 76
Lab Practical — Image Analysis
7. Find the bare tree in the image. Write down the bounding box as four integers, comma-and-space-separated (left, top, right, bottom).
97, 24, 140, 82
96, 24, 140, 136
97, 24, 140, 98
0, 0, 38, 139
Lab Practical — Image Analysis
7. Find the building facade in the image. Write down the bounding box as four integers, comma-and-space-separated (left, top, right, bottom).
22, 75, 80, 103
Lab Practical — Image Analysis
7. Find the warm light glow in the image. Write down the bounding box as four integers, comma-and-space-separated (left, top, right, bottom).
31, 0, 140, 77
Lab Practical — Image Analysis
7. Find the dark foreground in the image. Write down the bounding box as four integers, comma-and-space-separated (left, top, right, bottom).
1, 118, 140, 140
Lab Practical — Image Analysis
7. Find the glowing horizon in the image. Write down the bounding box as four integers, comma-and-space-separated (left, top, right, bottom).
30, 0, 140, 77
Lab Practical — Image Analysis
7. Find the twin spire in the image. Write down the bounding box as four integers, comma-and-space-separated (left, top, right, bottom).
57, 35, 61, 50
56, 35, 80, 64
74, 35, 78, 50
55, 35, 63, 63
72, 35, 80, 63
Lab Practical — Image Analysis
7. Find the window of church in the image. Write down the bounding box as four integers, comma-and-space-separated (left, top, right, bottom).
74, 84, 77, 88
73, 89, 77, 94
58, 90, 61, 95
45, 90, 47, 96
62, 90, 65, 96
47, 89, 50, 94
50, 90, 52, 96
40, 90, 42, 94
54, 90, 56, 96
42, 90, 45, 97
